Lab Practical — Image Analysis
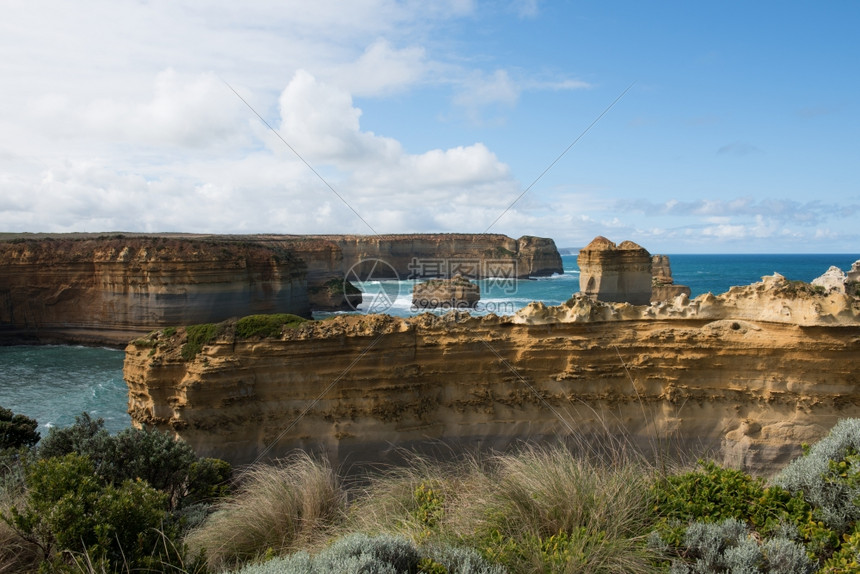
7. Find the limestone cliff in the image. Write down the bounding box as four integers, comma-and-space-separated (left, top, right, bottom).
0, 232, 562, 342
264, 233, 563, 282
578, 237, 652, 305
125, 273, 860, 476
0, 236, 308, 346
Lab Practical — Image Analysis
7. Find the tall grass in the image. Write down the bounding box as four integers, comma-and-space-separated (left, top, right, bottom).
450, 445, 661, 574
186, 452, 346, 572
189, 446, 663, 573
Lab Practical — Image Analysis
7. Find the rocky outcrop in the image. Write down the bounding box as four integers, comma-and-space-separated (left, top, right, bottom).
651, 254, 692, 303
412, 275, 480, 309
813, 261, 860, 296
0, 236, 308, 346
124, 273, 860, 476
512, 235, 564, 277
578, 237, 652, 305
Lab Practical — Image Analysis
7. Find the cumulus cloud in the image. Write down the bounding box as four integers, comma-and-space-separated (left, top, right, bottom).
1, 68, 522, 235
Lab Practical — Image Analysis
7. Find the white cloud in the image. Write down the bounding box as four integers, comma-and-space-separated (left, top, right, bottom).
455, 69, 521, 111
329, 39, 428, 96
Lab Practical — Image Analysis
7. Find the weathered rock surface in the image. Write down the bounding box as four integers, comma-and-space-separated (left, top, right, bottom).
0, 236, 308, 346
0, 232, 562, 342
813, 262, 860, 297
124, 273, 860, 476
412, 275, 480, 309
651, 254, 692, 303
267, 233, 563, 282
578, 237, 652, 305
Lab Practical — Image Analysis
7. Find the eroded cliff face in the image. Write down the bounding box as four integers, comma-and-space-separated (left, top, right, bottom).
266, 233, 563, 282
0, 237, 308, 346
125, 273, 860, 476
0, 233, 563, 341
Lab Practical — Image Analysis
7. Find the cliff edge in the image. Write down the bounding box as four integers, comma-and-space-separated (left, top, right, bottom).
124, 273, 860, 476
0, 236, 308, 346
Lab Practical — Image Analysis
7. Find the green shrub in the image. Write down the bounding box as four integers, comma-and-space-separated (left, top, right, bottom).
651, 459, 835, 565
37, 413, 231, 510
182, 322, 224, 360
0, 453, 180, 571
186, 457, 234, 505
0, 406, 40, 451
775, 418, 860, 534
235, 314, 308, 339
37, 411, 111, 460
820, 524, 860, 573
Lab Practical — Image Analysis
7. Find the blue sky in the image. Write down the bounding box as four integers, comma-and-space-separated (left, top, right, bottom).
1, 1, 857, 253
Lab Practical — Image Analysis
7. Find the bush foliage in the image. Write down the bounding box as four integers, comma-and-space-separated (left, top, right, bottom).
235, 314, 308, 339
1, 452, 176, 572
0, 405, 40, 451
0, 412, 231, 572
10, 408, 860, 572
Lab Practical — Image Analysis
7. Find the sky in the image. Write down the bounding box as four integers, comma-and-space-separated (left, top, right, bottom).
1, 1, 858, 253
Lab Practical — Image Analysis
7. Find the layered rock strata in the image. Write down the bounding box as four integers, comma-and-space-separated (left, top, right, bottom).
0, 233, 563, 342
267, 233, 563, 283
412, 275, 480, 309
0, 237, 308, 346
578, 237, 652, 304
651, 254, 692, 303
125, 273, 860, 476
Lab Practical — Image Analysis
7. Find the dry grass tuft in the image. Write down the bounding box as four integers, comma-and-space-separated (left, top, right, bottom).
186, 452, 346, 572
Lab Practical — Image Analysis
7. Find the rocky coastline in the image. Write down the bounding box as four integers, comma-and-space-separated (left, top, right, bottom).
0, 232, 561, 346
125, 272, 860, 476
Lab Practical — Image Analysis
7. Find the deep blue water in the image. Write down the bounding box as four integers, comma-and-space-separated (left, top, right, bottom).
1, 253, 856, 434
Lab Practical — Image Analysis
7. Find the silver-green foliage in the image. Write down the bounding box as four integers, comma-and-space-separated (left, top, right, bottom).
231, 533, 505, 574
774, 418, 860, 533
667, 519, 813, 574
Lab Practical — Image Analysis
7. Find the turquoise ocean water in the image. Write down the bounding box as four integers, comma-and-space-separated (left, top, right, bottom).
1, 253, 857, 435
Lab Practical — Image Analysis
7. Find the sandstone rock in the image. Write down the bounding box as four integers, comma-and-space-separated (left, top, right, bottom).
651, 254, 674, 284
125, 273, 860, 477
0, 232, 564, 341
268, 233, 563, 283
0, 236, 308, 346
514, 235, 564, 277
412, 275, 480, 309
577, 237, 652, 305
307, 278, 362, 311
845, 261, 860, 297
812, 266, 847, 294
651, 254, 692, 303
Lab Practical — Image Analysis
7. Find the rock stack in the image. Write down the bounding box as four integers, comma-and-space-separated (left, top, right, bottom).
577, 236, 652, 305
651, 254, 692, 303
412, 275, 480, 309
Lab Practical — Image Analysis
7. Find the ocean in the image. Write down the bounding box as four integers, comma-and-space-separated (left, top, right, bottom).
1, 253, 857, 436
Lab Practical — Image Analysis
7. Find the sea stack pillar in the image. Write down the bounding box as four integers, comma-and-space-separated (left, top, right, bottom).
577, 236, 652, 305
